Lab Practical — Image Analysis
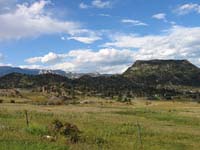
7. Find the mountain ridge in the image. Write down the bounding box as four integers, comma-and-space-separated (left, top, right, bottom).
0, 59, 199, 100
0, 66, 111, 79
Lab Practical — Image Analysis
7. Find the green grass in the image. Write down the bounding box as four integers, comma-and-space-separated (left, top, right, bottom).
0, 100, 200, 150
114, 108, 200, 126
0, 140, 68, 150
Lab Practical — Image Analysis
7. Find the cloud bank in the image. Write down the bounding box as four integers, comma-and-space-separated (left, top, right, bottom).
25, 49, 135, 74
0, 0, 100, 43
104, 26, 200, 66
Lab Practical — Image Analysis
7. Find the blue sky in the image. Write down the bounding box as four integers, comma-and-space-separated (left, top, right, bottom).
0, 0, 200, 73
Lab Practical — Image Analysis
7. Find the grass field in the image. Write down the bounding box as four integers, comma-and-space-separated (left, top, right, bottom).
0, 98, 200, 150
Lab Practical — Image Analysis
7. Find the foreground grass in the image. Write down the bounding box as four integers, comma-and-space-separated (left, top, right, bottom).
0, 100, 200, 150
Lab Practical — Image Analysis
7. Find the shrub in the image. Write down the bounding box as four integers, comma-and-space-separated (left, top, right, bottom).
69, 132, 79, 143
10, 100, 15, 103
48, 120, 81, 143
49, 119, 63, 134
61, 122, 80, 136
0, 99, 3, 103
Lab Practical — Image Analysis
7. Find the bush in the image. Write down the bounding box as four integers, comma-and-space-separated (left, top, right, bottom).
49, 120, 81, 144
10, 100, 15, 103
49, 119, 63, 134
61, 122, 80, 136
0, 99, 3, 103
68, 132, 79, 143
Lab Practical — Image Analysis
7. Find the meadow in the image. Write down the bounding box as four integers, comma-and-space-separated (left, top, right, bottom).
0, 97, 200, 150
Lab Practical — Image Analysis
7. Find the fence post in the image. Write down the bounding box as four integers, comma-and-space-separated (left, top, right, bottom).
25, 110, 29, 127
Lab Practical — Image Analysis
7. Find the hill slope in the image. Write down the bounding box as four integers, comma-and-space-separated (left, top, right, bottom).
123, 60, 200, 86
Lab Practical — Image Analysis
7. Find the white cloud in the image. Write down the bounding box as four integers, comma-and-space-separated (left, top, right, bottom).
68, 36, 99, 44
61, 36, 65, 40
25, 52, 68, 64
79, 2, 89, 9
25, 49, 135, 74
104, 26, 200, 66
175, 3, 200, 15
68, 34, 101, 44
0, 0, 100, 43
92, 0, 111, 8
20, 64, 44, 70
79, 0, 111, 9
99, 13, 111, 17
68, 29, 101, 44
121, 19, 148, 26
0, 63, 12, 66
25, 57, 42, 64
25, 26, 200, 73
152, 13, 166, 20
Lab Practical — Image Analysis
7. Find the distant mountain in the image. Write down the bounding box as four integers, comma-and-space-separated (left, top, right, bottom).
0, 66, 67, 77
123, 59, 200, 86
0, 66, 38, 76
0, 66, 111, 79
0, 60, 199, 100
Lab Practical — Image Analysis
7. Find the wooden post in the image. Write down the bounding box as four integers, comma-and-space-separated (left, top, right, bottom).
25, 110, 29, 127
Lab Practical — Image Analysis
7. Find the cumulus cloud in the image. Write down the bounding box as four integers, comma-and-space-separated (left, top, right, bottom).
79, 0, 111, 9
25, 52, 68, 64
25, 49, 135, 74
0, 0, 100, 43
25, 25, 200, 73
104, 26, 200, 66
152, 13, 166, 20
175, 3, 200, 15
121, 19, 148, 26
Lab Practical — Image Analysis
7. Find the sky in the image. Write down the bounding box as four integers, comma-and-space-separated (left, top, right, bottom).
0, 0, 200, 73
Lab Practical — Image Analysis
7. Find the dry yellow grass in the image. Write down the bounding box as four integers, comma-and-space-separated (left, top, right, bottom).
0, 99, 200, 150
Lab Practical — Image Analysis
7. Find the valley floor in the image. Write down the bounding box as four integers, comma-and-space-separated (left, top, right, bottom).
0, 99, 200, 150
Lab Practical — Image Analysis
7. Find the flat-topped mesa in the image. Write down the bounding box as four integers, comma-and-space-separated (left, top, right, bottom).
123, 59, 200, 86
132, 59, 197, 67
